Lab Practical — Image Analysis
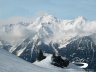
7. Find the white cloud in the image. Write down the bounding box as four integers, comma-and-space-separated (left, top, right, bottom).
0, 16, 34, 26
0, 15, 96, 46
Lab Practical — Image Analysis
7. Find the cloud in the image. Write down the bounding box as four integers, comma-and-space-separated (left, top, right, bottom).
0, 15, 96, 46
0, 16, 34, 45
0, 16, 34, 26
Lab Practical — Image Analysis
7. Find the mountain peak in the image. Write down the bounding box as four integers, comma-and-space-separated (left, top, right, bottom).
35, 14, 58, 24
75, 16, 86, 22
73, 16, 86, 27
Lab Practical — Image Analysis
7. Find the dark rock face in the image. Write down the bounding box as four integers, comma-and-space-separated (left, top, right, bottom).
59, 36, 96, 70
37, 42, 55, 54
12, 38, 54, 63
51, 53, 69, 68
12, 38, 36, 62
37, 49, 46, 61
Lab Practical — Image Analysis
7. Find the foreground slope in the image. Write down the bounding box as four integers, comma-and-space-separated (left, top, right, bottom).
0, 48, 48, 72
0, 48, 85, 72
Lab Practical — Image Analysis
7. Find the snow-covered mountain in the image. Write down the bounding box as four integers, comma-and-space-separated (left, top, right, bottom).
0, 14, 96, 71
59, 35, 96, 70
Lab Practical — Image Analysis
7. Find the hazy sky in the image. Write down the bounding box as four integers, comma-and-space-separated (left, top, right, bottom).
0, 0, 96, 20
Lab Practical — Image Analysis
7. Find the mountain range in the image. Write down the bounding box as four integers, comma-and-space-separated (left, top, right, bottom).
0, 14, 96, 71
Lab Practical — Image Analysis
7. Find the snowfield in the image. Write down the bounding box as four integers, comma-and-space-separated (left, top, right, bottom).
0, 48, 86, 72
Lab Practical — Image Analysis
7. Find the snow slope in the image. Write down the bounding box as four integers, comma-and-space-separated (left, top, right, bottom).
0, 48, 48, 72
0, 48, 86, 72
33, 54, 85, 71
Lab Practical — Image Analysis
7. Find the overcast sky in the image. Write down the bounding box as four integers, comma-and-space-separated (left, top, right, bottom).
0, 0, 96, 20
